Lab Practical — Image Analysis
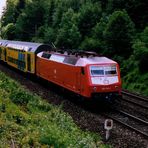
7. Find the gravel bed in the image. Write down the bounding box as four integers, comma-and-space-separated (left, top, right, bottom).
0, 63, 148, 148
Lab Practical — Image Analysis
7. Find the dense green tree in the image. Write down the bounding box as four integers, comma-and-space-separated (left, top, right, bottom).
79, 17, 108, 52
55, 9, 81, 49
1, 23, 16, 39
32, 25, 56, 44
106, 0, 126, 12
43, 0, 55, 26
125, 0, 148, 29
15, 0, 46, 40
1, 0, 25, 27
1, 0, 18, 27
79, 37, 100, 52
52, 0, 70, 27
103, 10, 135, 58
132, 27, 148, 73
90, 16, 109, 54
78, 2, 102, 38
122, 26, 148, 95
106, 0, 148, 29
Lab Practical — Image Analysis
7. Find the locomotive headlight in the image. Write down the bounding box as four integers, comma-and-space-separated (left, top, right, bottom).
115, 86, 118, 89
93, 87, 97, 92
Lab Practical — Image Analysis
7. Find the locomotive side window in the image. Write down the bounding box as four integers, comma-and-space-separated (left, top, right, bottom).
50, 55, 65, 63
63, 57, 78, 65
42, 52, 51, 59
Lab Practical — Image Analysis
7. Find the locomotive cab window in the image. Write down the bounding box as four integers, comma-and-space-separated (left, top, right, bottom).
90, 66, 104, 76
90, 65, 117, 76
104, 66, 117, 75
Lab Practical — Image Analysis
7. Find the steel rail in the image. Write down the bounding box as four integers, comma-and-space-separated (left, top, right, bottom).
105, 113, 148, 138
120, 97, 148, 110
122, 90, 148, 102
116, 110, 148, 125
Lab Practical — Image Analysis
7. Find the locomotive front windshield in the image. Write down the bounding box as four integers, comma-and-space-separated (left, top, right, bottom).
90, 65, 117, 76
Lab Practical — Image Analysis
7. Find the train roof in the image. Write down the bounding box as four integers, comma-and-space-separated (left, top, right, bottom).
76, 57, 117, 66
0, 40, 51, 54
0, 40, 8, 46
38, 51, 117, 66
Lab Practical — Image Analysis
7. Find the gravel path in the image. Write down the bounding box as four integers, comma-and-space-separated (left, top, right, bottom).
0, 63, 148, 148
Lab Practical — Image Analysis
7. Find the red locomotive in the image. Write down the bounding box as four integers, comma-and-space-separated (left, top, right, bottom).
0, 40, 122, 102
36, 50, 122, 101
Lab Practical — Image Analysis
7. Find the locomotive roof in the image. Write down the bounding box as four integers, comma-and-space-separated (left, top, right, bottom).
38, 51, 117, 66
0, 40, 51, 54
76, 57, 117, 66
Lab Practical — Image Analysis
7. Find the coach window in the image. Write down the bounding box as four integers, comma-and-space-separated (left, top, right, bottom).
27, 54, 31, 72
0, 47, 2, 57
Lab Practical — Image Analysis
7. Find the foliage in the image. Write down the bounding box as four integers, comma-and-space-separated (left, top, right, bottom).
55, 8, 81, 49
1, 23, 16, 40
0, 71, 109, 147
103, 10, 135, 58
79, 37, 99, 51
132, 27, 148, 74
122, 26, 148, 96
79, 14, 107, 52
14, 0, 46, 41
77, 1, 102, 38
106, 0, 148, 29
1, 0, 20, 26
32, 25, 56, 44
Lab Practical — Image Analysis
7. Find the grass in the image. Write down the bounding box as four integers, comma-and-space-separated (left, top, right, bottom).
0, 71, 110, 147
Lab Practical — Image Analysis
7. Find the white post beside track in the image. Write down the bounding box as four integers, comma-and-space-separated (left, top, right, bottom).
104, 119, 113, 141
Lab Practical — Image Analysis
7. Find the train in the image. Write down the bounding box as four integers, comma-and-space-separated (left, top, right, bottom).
0, 40, 122, 102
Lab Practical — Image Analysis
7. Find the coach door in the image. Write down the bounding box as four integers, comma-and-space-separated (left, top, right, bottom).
27, 54, 31, 72
0, 47, 2, 60
27, 53, 35, 73
4, 48, 7, 61
1, 47, 7, 62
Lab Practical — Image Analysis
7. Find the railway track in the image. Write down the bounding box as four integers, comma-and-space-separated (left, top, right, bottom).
122, 90, 148, 101
109, 90, 148, 137
105, 109, 148, 138
121, 90, 148, 110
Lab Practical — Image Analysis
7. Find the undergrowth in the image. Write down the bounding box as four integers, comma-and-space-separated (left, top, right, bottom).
122, 57, 148, 96
0, 72, 109, 147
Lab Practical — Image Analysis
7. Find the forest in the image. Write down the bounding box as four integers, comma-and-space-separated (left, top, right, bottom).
0, 0, 148, 96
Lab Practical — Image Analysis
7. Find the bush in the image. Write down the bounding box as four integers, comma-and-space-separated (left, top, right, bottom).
27, 97, 52, 113
9, 89, 33, 105
139, 52, 148, 73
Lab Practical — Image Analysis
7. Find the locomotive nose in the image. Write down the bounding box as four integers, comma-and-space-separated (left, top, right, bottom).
88, 64, 122, 101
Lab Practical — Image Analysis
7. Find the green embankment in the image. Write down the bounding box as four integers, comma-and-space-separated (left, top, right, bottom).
0, 71, 110, 147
